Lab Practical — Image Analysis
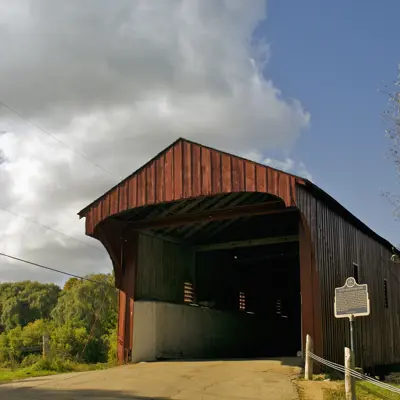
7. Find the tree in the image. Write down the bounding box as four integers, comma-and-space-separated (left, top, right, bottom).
382, 66, 400, 208
63, 277, 80, 291
0, 274, 118, 364
381, 66, 400, 262
0, 282, 61, 331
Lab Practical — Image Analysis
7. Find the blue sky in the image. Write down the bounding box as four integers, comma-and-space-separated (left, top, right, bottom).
1, 1, 400, 283
261, 1, 400, 245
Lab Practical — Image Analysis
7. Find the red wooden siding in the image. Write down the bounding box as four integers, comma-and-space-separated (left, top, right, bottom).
81, 139, 297, 235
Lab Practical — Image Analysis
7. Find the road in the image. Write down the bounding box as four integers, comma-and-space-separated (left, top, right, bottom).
0, 359, 302, 400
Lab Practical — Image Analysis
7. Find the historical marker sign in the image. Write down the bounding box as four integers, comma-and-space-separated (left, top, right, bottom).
334, 277, 370, 318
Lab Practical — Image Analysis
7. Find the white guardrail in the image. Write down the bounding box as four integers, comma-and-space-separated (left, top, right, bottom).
308, 350, 400, 395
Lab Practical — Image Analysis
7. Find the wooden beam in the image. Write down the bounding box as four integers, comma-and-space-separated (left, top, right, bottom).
194, 235, 299, 252
138, 230, 183, 244
181, 193, 254, 239
129, 202, 295, 231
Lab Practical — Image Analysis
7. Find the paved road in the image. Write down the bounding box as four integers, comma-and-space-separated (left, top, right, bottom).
0, 359, 301, 400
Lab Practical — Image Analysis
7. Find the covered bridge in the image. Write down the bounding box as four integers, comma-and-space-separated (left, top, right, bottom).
78, 138, 400, 371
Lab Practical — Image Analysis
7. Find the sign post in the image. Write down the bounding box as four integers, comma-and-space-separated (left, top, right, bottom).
334, 277, 370, 400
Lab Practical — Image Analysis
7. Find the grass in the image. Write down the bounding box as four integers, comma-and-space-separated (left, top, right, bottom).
0, 359, 111, 383
324, 381, 400, 400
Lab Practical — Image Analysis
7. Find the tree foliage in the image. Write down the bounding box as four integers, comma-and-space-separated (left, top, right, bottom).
52, 274, 117, 335
0, 273, 118, 365
382, 65, 400, 260
0, 281, 61, 331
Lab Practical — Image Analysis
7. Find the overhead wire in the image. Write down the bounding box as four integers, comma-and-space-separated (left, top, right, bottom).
0, 251, 113, 288
0, 206, 103, 252
0, 99, 118, 179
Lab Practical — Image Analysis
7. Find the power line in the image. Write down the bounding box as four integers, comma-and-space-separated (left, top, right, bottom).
0, 206, 103, 252
0, 251, 113, 287
0, 99, 117, 178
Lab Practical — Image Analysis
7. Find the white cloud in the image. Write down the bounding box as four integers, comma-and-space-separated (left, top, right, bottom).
263, 157, 313, 181
0, 0, 310, 285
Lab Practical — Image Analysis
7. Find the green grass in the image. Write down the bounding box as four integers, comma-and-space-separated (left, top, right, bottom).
324, 381, 400, 400
0, 360, 111, 384
0, 368, 58, 382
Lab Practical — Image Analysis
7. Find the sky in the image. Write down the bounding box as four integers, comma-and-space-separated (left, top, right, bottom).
0, 0, 399, 286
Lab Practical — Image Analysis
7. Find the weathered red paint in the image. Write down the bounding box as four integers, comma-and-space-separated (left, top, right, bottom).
79, 138, 319, 364
299, 214, 323, 371
79, 139, 297, 236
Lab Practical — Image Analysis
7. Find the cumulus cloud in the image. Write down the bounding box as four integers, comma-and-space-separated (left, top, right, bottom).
0, 0, 311, 285
263, 157, 313, 181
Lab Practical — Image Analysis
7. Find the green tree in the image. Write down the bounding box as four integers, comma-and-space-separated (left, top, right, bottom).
63, 277, 81, 291
0, 281, 61, 331
51, 273, 118, 363
52, 274, 117, 333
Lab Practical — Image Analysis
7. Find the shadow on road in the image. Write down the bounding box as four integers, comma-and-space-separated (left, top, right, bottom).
0, 386, 170, 400
155, 357, 302, 368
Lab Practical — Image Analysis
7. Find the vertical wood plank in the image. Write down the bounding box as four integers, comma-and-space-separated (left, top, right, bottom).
255, 165, 267, 193
117, 290, 127, 364
164, 148, 174, 202
137, 170, 146, 207
85, 208, 93, 236
102, 197, 110, 219
110, 188, 119, 215
201, 147, 212, 195
93, 202, 102, 231
211, 150, 222, 194
231, 157, 244, 192
183, 141, 193, 198
268, 169, 279, 198
278, 174, 291, 206
192, 144, 201, 197
221, 154, 232, 193
128, 175, 138, 209
245, 161, 256, 192
147, 162, 156, 205
173, 141, 183, 200
118, 181, 128, 213
155, 155, 165, 203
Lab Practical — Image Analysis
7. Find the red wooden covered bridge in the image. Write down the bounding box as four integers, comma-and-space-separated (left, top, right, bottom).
78, 138, 400, 371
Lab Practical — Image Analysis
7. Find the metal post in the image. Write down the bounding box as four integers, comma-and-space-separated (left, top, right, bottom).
349, 316, 356, 400
349, 315, 354, 353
